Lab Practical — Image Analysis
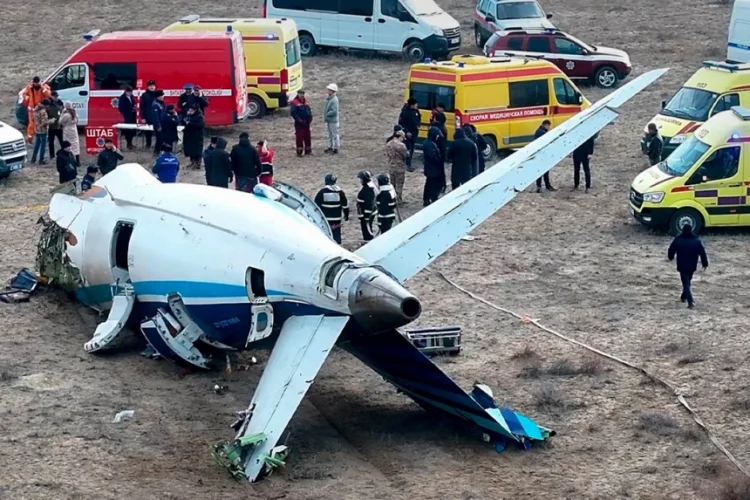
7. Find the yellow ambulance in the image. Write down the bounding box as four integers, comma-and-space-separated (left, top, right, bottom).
407, 54, 591, 158
642, 60, 750, 160
163, 15, 303, 118
630, 106, 750, 235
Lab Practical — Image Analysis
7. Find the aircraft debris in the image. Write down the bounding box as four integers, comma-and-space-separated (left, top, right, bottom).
214, 384, 229, 395
112, 410, 135, 423
1, 268, 43, 304
211, 433, 289, 481
404, 326, 462, 356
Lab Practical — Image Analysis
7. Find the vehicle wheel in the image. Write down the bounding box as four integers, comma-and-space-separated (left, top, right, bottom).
482, 135, 497, 161
299, 33, 317, 57
474, 27, 484, 49
669, 208, 703, 236
247, 96, 267, 119
404, 41, 427, 63
594, 66, 619, 89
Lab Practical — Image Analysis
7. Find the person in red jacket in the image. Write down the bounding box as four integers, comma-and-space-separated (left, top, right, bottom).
256, 140, 275, 186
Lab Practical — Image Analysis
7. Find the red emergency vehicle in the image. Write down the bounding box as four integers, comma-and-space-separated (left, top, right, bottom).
20, 31, 248, 128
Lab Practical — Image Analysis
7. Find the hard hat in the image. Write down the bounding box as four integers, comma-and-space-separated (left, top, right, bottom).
326, 83, 338, 92
324, 173, 337, 185
357, 170, 371, 182
377, 173, 390, 186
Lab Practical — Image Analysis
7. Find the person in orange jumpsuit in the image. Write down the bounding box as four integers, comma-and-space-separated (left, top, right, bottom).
21, 76, 51, 141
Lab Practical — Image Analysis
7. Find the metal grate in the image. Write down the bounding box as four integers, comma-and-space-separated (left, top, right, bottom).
0, 139, 26, 157
443, 27, 461, 39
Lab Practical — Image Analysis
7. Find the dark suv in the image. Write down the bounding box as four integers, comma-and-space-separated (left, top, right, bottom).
484, 28, 632, 88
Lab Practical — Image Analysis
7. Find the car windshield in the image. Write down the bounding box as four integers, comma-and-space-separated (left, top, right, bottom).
661, 87, 718, 122
404, 0, 443, 15
658, 135, 711, 176
564, 33, 595, 53
496, 1, 544, 19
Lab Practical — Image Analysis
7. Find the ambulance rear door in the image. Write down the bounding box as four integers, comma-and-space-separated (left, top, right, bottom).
231, 32, 249, 120
47, 63, 90, 126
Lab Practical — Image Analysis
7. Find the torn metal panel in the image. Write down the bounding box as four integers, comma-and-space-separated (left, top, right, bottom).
35, 215, 83, 293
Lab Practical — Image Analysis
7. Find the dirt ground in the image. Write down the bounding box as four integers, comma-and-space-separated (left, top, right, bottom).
2, 0, 750, 498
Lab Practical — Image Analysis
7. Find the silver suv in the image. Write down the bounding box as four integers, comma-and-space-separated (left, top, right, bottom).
474, 0, 554, 48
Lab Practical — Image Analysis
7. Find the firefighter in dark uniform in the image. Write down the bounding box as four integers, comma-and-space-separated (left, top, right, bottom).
375, 173, 397, 234
356, 170, 377, 241
314, 173, 349, 244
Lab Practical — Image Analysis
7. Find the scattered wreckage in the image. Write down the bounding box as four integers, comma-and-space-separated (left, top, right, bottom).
31, 69, 665, 482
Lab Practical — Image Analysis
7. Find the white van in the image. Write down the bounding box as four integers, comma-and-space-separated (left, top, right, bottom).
0, 121, 27, 179
263, 0, 462, 62
728, 0, 750, 64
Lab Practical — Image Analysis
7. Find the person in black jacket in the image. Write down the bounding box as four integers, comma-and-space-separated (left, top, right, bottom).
314, 173, 349, 244
148, 90, 166, 155
205, 138, 233, 188
182, 106, 205, 169
160, 105, 180, 152
668, 224, 708, 309
448, 128, 478, 189
422, 126, 444, 206
356, 170, 377, 241
96, 139, 124, 176
230, 132, 262, 192
464, 124, 488, 174
534, 120, 556, 193
573, 136, 595, 193
398, 98, 421, 170
433, 117, 448, 191
118, 86, 136, 149
140, 80, 157, 148
56, 141, 77, 184
375, 173, 397, 234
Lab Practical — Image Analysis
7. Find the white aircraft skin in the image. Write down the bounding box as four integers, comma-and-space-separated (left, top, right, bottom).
42, 68, 667, 483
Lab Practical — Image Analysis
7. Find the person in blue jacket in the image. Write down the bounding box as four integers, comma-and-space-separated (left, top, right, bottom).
151, 144, 180, 183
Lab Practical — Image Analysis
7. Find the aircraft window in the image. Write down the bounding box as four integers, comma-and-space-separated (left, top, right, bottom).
113, 222, 134, 270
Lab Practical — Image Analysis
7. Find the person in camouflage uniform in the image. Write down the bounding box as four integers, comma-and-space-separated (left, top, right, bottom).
385, 128, 410, 203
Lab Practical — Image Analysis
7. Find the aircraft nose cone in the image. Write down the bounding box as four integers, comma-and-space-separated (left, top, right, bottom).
348, 268, 422, 333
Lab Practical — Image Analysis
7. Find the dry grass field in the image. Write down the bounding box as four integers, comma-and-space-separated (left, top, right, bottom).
2, 0, 750, 499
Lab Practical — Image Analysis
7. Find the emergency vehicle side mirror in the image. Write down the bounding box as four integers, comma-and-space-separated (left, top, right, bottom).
661, 100, 666, 109
577, 93, 583, 104
547, 13, 553, 19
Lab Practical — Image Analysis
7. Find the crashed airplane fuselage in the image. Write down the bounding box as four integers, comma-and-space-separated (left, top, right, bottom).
38, 67, 667, 483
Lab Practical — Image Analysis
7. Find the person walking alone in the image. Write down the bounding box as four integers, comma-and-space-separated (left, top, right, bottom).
323, 83, 340, 154
668, 223, 708, 309
572, 136, 595, 193
385, 127, 410, 203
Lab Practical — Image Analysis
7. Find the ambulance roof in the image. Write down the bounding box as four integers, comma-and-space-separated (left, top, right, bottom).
166, 16, 297, 35
97, 31, 239, 42
694, 106, 750, 145
410, 54, 562, 81
683, 61, 750, 94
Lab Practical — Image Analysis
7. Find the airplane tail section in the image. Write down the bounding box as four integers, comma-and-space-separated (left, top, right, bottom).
337, 329, 552, 448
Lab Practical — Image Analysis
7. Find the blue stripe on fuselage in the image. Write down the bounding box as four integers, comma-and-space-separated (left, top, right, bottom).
74, 280, 339, 349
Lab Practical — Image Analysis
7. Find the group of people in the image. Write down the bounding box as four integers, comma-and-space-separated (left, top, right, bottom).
117, 80, 209, 167
289, 84, 340, 156
313, 170, 397, 244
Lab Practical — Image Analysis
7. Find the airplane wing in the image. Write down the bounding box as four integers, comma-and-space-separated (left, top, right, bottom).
337, 328, 552, 446
239, 315, 349, 481
355, 69, 668, 283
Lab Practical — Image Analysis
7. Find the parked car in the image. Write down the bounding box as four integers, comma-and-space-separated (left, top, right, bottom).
484, 28, 632, 88
265, 0, 462, 62
474, 0, 553, 49
0, 121, 27, 180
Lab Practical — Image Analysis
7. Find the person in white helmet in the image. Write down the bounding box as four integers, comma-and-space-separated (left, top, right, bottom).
324, 83, 340, 154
